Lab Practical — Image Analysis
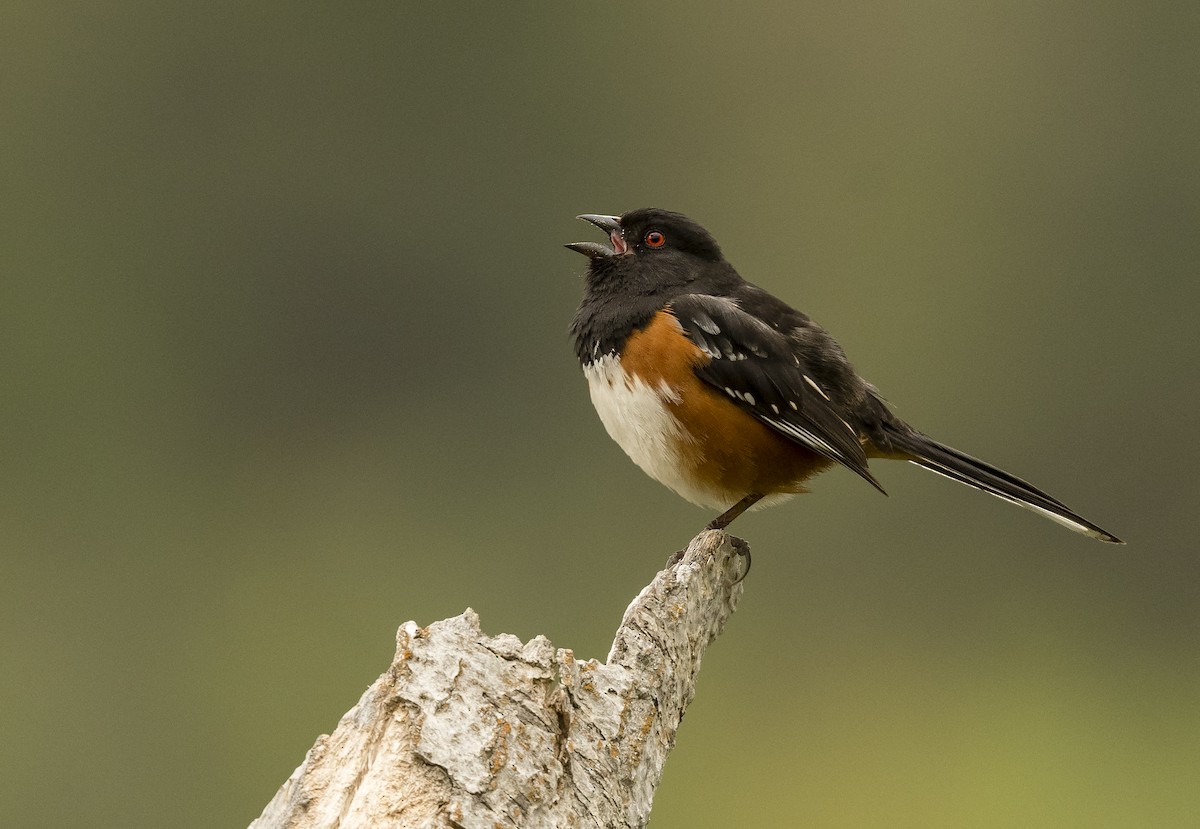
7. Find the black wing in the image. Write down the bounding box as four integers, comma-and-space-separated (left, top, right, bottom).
670, 293, 885, 493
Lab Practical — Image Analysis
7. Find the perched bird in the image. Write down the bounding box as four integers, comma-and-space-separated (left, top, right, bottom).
566, 208, 1121, 543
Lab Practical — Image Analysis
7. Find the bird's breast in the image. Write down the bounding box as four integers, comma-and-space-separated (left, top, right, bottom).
581, 309, 829, 510
583, 352, 731, 509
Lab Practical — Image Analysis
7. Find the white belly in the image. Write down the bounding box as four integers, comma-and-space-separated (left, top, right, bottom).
583, 354, 730, 510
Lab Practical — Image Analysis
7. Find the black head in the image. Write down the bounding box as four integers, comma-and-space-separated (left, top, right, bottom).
566, 208, 724, 265
566, 209, 733, 362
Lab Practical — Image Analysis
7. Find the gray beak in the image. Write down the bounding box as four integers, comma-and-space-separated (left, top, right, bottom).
576, 214, 622, 234
566, 213, 626, 259
564, 241, 614, 259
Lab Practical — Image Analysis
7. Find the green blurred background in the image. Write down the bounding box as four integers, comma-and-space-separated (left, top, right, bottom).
3, 2, 1197, 826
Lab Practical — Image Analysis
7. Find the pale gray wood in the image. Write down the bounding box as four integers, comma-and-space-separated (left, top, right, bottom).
250, 529, 745, 829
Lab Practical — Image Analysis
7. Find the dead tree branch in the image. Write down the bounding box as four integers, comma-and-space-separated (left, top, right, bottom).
250, 529, 745, 829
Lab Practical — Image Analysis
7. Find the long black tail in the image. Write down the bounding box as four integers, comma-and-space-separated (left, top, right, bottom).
876, 423, 1123, 544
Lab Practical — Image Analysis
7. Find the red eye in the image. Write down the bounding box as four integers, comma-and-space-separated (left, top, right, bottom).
645, 230, 666, 248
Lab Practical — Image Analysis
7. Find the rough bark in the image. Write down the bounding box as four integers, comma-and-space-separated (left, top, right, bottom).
251, 529, 745, 829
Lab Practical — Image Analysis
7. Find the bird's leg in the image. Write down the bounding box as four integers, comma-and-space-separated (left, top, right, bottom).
706, 494, 761, 582
706, 493, 764, 530
664, 495, 762, 580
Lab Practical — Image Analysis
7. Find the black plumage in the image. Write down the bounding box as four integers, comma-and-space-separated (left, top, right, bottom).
567, 208, 1122, 543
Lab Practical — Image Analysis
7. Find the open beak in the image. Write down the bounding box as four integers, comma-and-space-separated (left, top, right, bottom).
565, 213, 627, 259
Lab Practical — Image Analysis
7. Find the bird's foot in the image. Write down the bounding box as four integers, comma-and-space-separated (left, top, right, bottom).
729, 536, 751, 583
666, 535, 750, 583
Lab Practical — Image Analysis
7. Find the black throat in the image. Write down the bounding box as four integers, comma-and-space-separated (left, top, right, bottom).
569, 253, 718, 365
569, 271, 663, 365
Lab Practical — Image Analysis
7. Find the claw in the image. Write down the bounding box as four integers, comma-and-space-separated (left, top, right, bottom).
729, 536, 751, 583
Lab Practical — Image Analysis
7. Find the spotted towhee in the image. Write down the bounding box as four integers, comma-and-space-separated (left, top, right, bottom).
566, 208, 1121, 544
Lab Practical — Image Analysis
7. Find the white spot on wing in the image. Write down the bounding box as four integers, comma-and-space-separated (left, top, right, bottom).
803, 375, 831, 400
764, 417, 843, 461
692, 312, 721, 335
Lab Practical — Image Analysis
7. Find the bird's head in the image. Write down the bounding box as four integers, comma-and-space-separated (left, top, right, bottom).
566, 208, 725, 280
